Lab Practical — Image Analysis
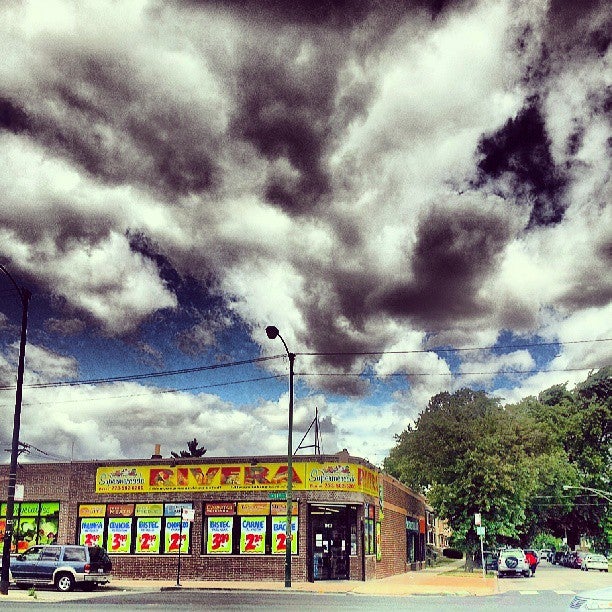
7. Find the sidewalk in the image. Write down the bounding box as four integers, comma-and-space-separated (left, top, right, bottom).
0, 559, 498, 602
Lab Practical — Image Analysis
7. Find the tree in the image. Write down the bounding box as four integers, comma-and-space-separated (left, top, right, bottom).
171, 438, 207, 458
384, 388, 569, 570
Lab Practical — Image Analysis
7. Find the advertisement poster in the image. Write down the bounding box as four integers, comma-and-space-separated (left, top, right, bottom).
164, 518, 190, 554
239, 517, 266, 554
271, 516, 298, 555
206, 517, 233, 554
135, 517, 161, 553
79, 517, 105, 547
107, 518, 132, 553
376, 522, 382, 561
0, 519, 5, 553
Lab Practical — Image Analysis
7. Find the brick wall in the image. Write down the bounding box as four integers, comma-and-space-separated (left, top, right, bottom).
1, 456, 426, 581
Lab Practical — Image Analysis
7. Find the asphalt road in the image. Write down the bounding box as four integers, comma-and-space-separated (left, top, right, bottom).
2, 559, 610, 611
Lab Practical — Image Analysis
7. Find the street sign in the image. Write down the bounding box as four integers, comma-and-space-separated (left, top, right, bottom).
476, 526, 485, 536
182, 508, 195, 522
268, 492, 286, 501
474, 513, 481, 526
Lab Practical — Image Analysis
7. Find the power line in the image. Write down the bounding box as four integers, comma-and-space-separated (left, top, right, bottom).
0, 355, 284, 391
296, 338, 612, 356
0, 374, 285, 407
295, 366, 607, 377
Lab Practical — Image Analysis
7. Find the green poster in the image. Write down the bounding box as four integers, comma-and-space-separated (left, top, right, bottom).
271, 516, 298, 554
376, 521, 382, 561
164, 518, 190, 554
80, 518, 105, 547
136, 518, 161, 553
240, 517, 266, 554
107, 518, 132, 553
206, 517, 233, 554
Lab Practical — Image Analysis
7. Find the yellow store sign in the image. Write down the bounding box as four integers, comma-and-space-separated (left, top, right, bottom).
96, 462, 379, 496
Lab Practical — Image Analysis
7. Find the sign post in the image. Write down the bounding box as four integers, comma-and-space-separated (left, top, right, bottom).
476, 524, 486, 578
176, 508, 194, 587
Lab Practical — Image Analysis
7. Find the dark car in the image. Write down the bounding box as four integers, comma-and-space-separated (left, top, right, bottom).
4, 544, 112, 592
553, 551, 565, 564
483, 550, 499, 571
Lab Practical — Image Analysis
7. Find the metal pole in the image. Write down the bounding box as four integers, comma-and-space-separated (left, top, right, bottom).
0, 278, 30, 595
176, 511, 183, 587
480, 534, 485, 578
285, 352, 295, 588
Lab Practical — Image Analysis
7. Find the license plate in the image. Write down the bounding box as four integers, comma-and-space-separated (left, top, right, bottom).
98, 569, 103, 573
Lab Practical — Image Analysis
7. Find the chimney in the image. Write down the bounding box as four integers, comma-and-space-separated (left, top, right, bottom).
151, 444, 162, 459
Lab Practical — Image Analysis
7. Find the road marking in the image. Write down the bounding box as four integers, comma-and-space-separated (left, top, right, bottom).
519, 591, 540, 595
555, 591, 576, 594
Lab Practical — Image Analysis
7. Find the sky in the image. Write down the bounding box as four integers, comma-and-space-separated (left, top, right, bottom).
0, 0, 610, 468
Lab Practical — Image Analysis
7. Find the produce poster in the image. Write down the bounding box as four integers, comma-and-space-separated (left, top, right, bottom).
107, 517, 132, 553
206, 517, 233, 554
239, 517, 266, 554
135, 517, 161, 553
164, 518, 190, 554
79, 517, 105, 547
271, 516, 298, 555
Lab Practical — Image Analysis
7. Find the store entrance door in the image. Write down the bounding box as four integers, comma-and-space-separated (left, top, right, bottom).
309, 505, 351, 580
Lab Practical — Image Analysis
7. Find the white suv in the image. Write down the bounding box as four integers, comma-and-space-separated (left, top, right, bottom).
498, 548, 531, 578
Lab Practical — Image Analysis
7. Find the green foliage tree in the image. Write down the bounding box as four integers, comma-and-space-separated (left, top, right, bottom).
171, 438, 207, 458
384, 368, 611, 563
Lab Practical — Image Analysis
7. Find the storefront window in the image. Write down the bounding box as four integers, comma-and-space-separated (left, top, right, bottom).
0, 502, 59, 553
202, 501, 298, 556
77, 502, 192, 555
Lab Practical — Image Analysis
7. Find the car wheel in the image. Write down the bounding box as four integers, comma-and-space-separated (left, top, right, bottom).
584, 567, 588, 571
55, 573, 75, 592
523, 569, 532, 578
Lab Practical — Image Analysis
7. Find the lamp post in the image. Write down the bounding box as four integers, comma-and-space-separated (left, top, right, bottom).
0, 265, 31, 596
562, 485, 612, 503
265, 325, 294, 588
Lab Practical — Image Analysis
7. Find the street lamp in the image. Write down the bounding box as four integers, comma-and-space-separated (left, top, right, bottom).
265, 325, 295, 588
563, 485, 612, 503
0, 264, 31, 596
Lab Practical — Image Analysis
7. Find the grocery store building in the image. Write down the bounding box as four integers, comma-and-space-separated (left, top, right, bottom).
0, 450, 427, 581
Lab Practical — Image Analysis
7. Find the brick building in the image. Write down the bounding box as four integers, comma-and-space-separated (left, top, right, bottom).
0, 450, 426, 581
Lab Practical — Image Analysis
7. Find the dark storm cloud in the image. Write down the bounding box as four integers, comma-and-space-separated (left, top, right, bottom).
10, 54, 218, 198
375, 203, 513, 325
181, 0, 471, 26
0, 98, 31, 134
472, 100, 568, 228
230, 55, 335, 213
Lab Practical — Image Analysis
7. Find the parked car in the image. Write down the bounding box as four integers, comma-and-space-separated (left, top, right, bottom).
5, 544, 112, 591
498, 548, 531, 578
483, 550, 499, 571
571, 551, 589, 569
553, 550, 565, 565
539, 549, 552, 562
581, 554, 609, 572
568, 586, 612, 610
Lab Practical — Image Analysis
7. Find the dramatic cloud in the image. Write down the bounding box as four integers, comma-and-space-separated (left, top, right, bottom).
0, 0, 610, 465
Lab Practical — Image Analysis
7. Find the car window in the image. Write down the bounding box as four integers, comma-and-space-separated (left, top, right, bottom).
41, 546, 61, 561
21, 546, 43, 559
63, 546, 87, 562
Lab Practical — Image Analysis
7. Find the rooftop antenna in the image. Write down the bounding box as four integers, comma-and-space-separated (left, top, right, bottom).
294, 407, 323, 455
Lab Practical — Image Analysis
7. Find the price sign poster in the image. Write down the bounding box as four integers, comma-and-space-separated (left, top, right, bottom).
136, 518, 161, 553
240, 517, 266, 554
271, 516, 298, 555
164, 518, 190, 554
79, 518, 105, 547
107, 518, 132, 553
207, 517, 233, 554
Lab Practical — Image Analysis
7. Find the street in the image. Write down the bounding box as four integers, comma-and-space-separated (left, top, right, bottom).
0, 559, 610, 611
